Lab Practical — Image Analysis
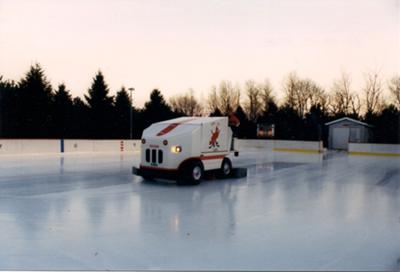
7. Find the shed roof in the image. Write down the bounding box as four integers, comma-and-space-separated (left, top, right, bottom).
325, 117, 372, 127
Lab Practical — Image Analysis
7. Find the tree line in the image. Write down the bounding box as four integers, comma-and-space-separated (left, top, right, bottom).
0, 64, 399, 144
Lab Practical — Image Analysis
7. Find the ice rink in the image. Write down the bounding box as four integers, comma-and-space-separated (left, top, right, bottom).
0, 150, 399, 270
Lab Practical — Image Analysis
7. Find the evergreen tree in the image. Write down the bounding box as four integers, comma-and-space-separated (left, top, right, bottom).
53, 83, 73, 138
275, 105, 303, 140
234, 105, 247, 122
259, 100, 278, 125
0, 77, 17, 137
133, 110, 145, 139
209, 108, 222, 117
304, 104, 328, 142
71, 97, 89, 138
370, 105, 399, 143
114, 87, 132, 138
17, 64, 54, 138
234, 105, 254, 138
84, 71, 114, 138
141, 89, 175, 130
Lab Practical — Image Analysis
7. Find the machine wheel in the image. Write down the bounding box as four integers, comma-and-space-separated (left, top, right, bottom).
218, 158, 232, 178
177, 160, 203, 185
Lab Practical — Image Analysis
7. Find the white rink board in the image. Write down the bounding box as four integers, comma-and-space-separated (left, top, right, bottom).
234, 139, 274, 150
1, 139, 320, 155
349, 143, 400, 154
0, 139, 22, 154
123, 140, 141, 152
65, 140, 141, 153
274, 139, 322, 150
234, 139, 322, 152
63, 139, 93, 152
0, 139, 141, 154
0, 139, 59, 154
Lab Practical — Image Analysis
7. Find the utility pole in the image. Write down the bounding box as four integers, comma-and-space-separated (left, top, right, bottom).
128, 87, 135, 139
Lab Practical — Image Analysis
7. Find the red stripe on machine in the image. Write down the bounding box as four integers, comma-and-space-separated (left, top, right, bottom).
200, 155, 226, 160
156, 118, 196, 136
156, 123, 179, 136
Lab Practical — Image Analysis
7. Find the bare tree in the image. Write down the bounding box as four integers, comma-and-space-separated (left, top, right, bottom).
206, 80, 240, 115
233, 82, 241, 110
350, 94, 361, 117
218, 80, 240, 115
388, 75, 400, 108
283, 73, 327, 116
169, 89, 203, 116
362, 71, 383, 114
283, 72, 299, 110
260, 79, 274, 112
243, 80, 262, 121
207, 86, 219, 114
330, 73, 355, 115
307, 79, 328, 111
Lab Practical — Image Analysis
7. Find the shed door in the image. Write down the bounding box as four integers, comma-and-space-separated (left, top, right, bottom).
349, 127, 361, 143
332, 127, 349, 150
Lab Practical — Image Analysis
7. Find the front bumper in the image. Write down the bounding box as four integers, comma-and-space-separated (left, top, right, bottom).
132, 166, 178, 180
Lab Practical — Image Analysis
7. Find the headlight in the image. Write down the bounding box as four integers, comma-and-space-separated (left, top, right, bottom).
171, 145, 182, 153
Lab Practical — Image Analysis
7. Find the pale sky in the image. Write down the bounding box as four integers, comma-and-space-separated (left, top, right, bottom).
0, 0, 399, 107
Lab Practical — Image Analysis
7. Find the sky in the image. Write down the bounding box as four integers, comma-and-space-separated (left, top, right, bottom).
0, 0, 399, 107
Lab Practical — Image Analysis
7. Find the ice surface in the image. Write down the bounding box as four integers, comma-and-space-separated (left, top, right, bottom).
0, 151, 399, 270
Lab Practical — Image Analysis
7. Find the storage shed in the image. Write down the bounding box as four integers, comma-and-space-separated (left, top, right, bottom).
325, 117, 372, 150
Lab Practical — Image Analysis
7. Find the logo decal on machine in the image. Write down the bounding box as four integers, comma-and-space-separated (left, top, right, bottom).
209, 124, 220, 149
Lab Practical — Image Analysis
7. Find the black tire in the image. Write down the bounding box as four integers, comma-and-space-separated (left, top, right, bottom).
218, 158, 232, 178
177, 160, 203, 185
